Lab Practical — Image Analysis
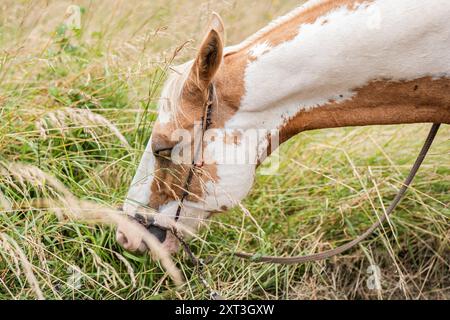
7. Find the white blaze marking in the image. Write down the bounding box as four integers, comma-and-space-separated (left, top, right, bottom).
124, 138, 155, 214
158, 102, 172, 125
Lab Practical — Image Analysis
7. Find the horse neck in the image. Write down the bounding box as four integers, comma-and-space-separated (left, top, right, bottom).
219, 0, 450, 150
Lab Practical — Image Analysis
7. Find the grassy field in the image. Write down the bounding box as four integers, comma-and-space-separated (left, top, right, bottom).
0, 0, 449, 300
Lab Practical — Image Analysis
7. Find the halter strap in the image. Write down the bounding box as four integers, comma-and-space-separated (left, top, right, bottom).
174, 84, 216, 222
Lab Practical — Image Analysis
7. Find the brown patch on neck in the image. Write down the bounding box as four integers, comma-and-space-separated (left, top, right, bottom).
280, 77, 450, 143
216, 0, 375, 128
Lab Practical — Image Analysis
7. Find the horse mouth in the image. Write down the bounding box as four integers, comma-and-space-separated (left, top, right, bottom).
147, 224, 167, 243
116, 221, 180, 254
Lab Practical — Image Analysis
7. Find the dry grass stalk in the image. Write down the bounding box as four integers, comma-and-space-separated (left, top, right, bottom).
59, 199, 184, 286
0, 190, 12, 211
0, 162, 184, 286
35, 107, 131, 149
0, 233, 45, 300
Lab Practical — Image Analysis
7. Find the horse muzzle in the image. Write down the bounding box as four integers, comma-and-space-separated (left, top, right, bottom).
116, 215, 180, 254
146, 224, 167, 243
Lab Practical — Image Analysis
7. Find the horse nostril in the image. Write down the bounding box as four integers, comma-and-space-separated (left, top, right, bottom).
116, 230, 137, 251
116, 230, 129, 248
116, 229, 148, 253
147, 225, 167, 243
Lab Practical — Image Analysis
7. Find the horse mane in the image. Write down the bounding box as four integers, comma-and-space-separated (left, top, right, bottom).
158, 60, 194, 126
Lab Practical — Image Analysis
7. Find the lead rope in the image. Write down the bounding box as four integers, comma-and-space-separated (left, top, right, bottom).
130, 93, 439, 295
171, 229, 224, 300
233, 123, 441, 264
170, 124, 440, 299
150, 124, 440, 298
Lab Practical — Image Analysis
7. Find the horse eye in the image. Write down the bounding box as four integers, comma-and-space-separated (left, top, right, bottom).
154, 148, 172, 159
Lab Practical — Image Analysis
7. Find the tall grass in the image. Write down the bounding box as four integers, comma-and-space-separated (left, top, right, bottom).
0, 0, 449, 300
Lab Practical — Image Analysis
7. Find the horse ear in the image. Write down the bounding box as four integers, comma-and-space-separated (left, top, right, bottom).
209, 12, 225, 42
191, 12, 225, 90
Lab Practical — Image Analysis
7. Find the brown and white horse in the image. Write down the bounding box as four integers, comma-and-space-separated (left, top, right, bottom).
117, 0, 450, 253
